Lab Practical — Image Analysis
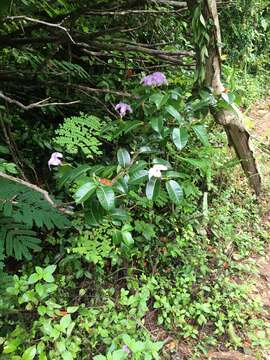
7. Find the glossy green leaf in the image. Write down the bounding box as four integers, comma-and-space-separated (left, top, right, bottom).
150, 117, 163, 134
165, 105, 183, 123
165, 180, 183, 205
117, 148, 131, 168
74, 181, 97, 204
192, 125, 209, 146
110, 208, 129, 221
85, 201, 106, 226
146, 178, 160, 201
149, 93, 164, 109
122, 231, 134, 246
22, 346, 36, 360
96, 186, 115, 210
129, 170, 148, 185
172, 127, 188, 150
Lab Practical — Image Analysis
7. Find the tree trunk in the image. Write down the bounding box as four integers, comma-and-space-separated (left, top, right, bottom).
187, 0, 261, 195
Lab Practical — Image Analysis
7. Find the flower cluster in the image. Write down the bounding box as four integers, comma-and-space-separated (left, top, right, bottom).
114, 72, 167, 118
141, 71, 167, 87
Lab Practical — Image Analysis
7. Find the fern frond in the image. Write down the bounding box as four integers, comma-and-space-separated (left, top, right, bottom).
0, 178, 69, 229
54, 113, 105, 158
0, 217, 41, 260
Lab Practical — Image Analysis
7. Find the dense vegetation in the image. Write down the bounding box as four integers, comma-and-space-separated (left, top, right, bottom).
0, 0, 269, 359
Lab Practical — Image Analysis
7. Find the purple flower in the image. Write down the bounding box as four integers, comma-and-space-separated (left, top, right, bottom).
115, 102, 133, 117
48, 152, 63, 169
122, 345, 131, 355
141, 72, 168, 87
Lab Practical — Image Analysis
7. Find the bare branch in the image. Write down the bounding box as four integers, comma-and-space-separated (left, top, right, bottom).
0, 171, 73, 215
5, 16, 75, 43
85, 9, 185, 15
0, 91, 80, 110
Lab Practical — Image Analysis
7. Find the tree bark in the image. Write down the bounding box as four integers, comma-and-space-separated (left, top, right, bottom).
187, 0, 261, 195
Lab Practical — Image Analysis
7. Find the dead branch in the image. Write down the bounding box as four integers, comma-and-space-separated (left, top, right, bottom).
85, 9, 185, 15
5, 16, 75, 43
0, 91, 80, 110
0, 171, 73, 215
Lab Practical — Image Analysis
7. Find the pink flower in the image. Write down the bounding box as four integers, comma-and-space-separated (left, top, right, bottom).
141, 72, 168, 87
115, 102, 133, 117
48, 152, 63, 169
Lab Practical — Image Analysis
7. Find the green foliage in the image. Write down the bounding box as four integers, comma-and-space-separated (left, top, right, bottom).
0, 178, 69, 260
54, 114, 105, 158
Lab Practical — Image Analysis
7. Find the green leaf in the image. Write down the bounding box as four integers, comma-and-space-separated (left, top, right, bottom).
96, 186, 115, 210
172, 127, 188, 150
117, 148, 131, 168
110, 208, 129, 222
3, 339, 21, 353
60, 314, 71, 330
112, 350, 128, 360
112, 230, 123, 245
74, 181, 97, 204
150, 117, 163, 134
85, 201, 106, 226
122, 231, 134, 246
146, 178, 160, 201
22, 346, 36, 360
28, 272, 42, 285
129, 170, 148, 185
165, 105, 183, 123
165, 180, 183, 205
62, 351, 73, 360
149, 93, 164, 109
192, 125, 209, 146
67, 306, 79, 313
43, 265, 56, 283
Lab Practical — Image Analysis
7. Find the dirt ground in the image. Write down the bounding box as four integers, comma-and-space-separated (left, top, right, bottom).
208, 97, 270, 360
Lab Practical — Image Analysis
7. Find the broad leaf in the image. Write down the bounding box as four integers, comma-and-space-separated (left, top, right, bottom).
150, 117, 163, 134
85, 201, 106, 226
74, 181, 97, 204
166, 105, 183, 123
117, 148, 131, 168
192, 125, 209, 146
110, 208, 129, 222
129, 170, 148, 185
122, 231, 134, 246
172, 127, 188, 150
149, 93, 164, 109
146, 178, 160, 201
165, 180, 183, 205
96, 186, 115, 210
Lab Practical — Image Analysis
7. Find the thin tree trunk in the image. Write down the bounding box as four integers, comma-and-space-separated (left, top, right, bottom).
187, 0, 261, 195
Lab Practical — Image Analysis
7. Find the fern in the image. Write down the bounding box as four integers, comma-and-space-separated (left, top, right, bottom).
0, 178, 70, 260
0, 178, 69, 229
0, 218, 41, 260
49, 59, 90, 80
54, 113, 105, 158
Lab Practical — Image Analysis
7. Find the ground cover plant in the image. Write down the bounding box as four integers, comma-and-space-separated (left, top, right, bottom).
0, 0, 269, 359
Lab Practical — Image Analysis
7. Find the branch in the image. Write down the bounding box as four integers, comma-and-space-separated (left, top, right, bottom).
5, 16, 75, 44
85, 9, 185, 15
148, 0, 188, 8
0, 171, 73, 215
0, 91, 80, 110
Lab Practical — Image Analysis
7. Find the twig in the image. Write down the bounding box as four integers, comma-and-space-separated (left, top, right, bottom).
5, 16, 75, 43
0, 91, 80, 110
0, 171, 73, 215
